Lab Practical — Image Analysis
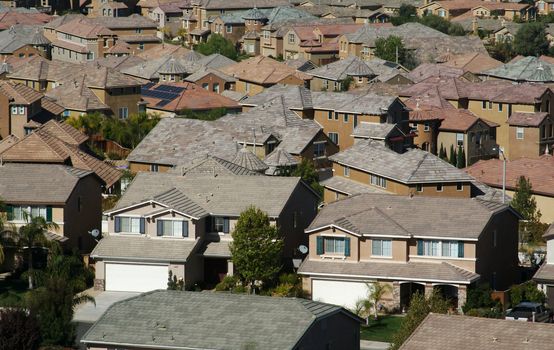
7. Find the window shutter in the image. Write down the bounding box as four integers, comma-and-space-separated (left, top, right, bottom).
458, 241, 464, 258
417, 239, 423, 256
6, 205, 13, 220
316, 236, 324, 255
46, 206, 52, 222
223, 217, 230, 233
139, 217, 145, 234
344, 237, 351, 257
182, 221, 189, 237
157, 220, 163, 236
114, 217, 121, 233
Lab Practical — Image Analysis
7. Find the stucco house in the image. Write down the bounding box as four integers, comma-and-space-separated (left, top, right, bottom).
534, 224, 554, 307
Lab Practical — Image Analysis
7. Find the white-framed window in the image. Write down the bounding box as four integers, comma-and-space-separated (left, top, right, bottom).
343, 166, 350, 177
498, 103, 503, 112
158, 219, 187, 237
456, 182, 463, 191
322, 79, 328, 89
18, 106, 25, 114
226, 25, 232, 33
86, 52, 94, 61
416, 184, 423, 192
214, 217, 225, 232
357, 76, 363, 83
263, 30, 270, 39
370, 174, 387, 188
324, 236, 345, 254
10, 106, 18, 114
516, 127, 524, 140
423, 122, 430, 132
328, 132, 339, 145
436, 183, 443, 192
334, 81, 341, 91
118, 107, 128, 119
288, 33, 295, 44
213, 83, 220, 93
343, 114, 349, 123
438, 9, 446, 17
10, 205, 47, 221
327, 111, 333, 120
456, 133, 464, 146
202, 20, 209, 28
116, 216, 143, 234
372, 239, 392, 257
482, 100, 486, 109
314, 142, 325, 158
441, 241, 460, 257
150, 164, 159, 172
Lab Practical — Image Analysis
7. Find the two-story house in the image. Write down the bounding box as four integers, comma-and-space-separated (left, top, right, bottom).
91, 172, 319, 291
507, 112, 554, 160
0, 163, 102, 255
299, 193, 520, 310
534, 224, 554, 307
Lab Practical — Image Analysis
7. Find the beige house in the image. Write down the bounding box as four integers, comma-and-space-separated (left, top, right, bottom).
299, 193, 520, 310
534, 224, 554, 307
92, 172, 319, 291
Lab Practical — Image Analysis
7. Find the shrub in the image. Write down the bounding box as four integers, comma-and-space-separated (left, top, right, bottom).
509, 281, 545, 306
215, 275, 240, 292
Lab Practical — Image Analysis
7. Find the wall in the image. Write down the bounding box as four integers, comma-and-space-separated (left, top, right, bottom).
129, 161, 173, 173
235, 79, 265, 96
91, 86, 141, 117
297, 313, 360, 350
0, 93, 11, 138
193, 73, 234, 94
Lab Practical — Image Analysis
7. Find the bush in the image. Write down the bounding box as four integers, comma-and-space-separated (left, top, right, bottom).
0, 308, 41, 349
215, 275, 240, 292
509, 281, 545, 306
462, 283, 496, 313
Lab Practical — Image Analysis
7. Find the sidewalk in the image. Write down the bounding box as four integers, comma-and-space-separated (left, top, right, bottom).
361, 340, 390, 350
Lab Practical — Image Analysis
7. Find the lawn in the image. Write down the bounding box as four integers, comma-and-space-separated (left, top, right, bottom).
0, 277, 29, 307
360, 315, 404, 343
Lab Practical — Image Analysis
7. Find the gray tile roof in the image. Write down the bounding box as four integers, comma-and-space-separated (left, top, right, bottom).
309, 56, 376, 81
308, 193, 511, 239
330, 140, 473, 184
241, 84, 313, 110
201, 240, 231, 257
90, 235, 200, 261
185, 66, 235, 83
152, 188, 209, 219
398, 313, 554, 350
263, 148, 299, 166
0, 24, 48, 54
352, 122, 398, 139
231, 147, 268, 172
174, 155, 262, 176
0, 163, 93, 205
311, 91, 398, 115
533, 263, 554, 283
321, 176, 388, 196
299, 259, 479, 284
481, 56, 554, 83
82, 290, 355, 350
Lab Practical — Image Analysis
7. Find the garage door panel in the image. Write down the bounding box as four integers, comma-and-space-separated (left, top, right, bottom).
312, 279, 369, 309
105, 263, 168, 292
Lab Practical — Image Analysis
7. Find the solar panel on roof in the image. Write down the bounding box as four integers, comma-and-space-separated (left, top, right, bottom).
156, 99, 171, 107
142, 82, 155, 89
155, 85, 186, 93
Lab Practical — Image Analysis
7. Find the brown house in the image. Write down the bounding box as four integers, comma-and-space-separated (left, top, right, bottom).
507, 112, 554, 160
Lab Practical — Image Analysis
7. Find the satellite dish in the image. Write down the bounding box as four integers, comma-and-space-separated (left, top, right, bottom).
90, 229, 100, 238
298, 245, 308, 254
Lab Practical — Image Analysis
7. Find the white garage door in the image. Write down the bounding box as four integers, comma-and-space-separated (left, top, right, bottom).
312, 279, 370, 309
105, 263, 168, 292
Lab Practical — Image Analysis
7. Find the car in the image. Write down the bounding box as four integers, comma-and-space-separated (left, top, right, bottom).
505, 302, 553, 323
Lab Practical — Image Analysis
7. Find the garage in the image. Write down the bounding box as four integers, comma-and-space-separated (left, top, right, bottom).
105, 263, 168, 292
312, 279, 370, 309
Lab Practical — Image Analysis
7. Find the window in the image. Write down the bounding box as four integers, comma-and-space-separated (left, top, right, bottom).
423, 122, 430, 132
103, 38, 108, 47
416, 184, 423, 192
456, 182, 463, 191
372, 239, 392, 257
138, 43, 144, 50
370, 174, 387, 188
441, 241, 459, 257
263, 30, 270, 39
202, 83, 209, 90
334, 81, 341, 91
86, 52, 94, 60
516, 127, 524, 140
327, 111, 333, 120
438, 9, 446, 17
456, 133, 464, 146
541, 125, 546, 139
226, 25, 232, 33
157, 219, 188, 237
488, 101, 492, 109
202, 20, 209, 28
169, 74, 175, 82
498, 103, 503, 112
334, 112, 338, 120
322, 79, 328, 89
10, 106, 18, 115
417, 239, 463, 258
314, 142, 325, 158
150, 164, 159, 172
288, 33, 295, 44
245, 82, 250, 93
116, 216, 143, 234
118, 107, 128, 119
328, 132, 339, 145
63, 110, 70, 117
323, 237, 345, 254
357, 76, 363, 83
9, 205, 49, 221
343, 114, 349, 123
482, 100, 486, 109
213, 83, 220, 93
18, 106, 25, 115
213, 217, 229, 233
354, 115, 358, 128
436, 183, 443, 192
343, 166, 350, 177
135, 28, 142, 34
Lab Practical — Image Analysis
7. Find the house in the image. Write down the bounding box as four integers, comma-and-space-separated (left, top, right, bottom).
439, 52, 503, 75
479, 56, 554, 84
96, 1, 131, 18
81, 290, 361, 350
534, 224, 554, 307
537, 0, 554, 16
150, 2, 188, 36
298, 193, 520, 310
507, 112, 554, 160
91, 14, 161, 53
417, 0, 533, 21
466, 155, 554, 223
184, 67, 236, 93
399, 313, 554, 350
92, 172, 319, 291
322, 140, 475, 203
0, 163, 102, 253
141, 81, 241, 117
492, 22, 522, 44
220, 56, 312, 96
0, 25, 50, 60
0, 8, 51, 31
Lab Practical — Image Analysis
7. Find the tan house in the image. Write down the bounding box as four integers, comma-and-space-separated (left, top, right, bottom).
321, 140, 475, 204
507, 112, 554, 160
92, 172, 319, 291
299, 193, 520, 310
537, 0, 554, 16
417, 0, 533, 21
0, 163, 102, 254
534, 224, 554, 307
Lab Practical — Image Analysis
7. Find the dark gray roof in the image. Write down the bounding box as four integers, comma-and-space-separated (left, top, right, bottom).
232, 147, 268, 171
308, 193, 511, 240
481, 56, 554, 83
330, 140, 473, 184
0, 163, 93, 205
90, 235, 200, 261
533, 263, 554, 283
82, 290, 356, 350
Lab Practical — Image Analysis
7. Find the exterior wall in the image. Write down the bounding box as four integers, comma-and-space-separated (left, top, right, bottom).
129, 161, 173, 173
235, 79, 265, 96
0, 94, 10, 138
508, 125, 541, 160
299, 130, 340, 168
91, 86, 141, 117
1, 45, 43, 60
192, 73, 234, 94
296, 313, 360, 350
412, 121, 440, 154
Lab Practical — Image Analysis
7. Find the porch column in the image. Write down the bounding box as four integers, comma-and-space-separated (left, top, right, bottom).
392, 281, 401, 310
424, 283, 434, 298
458, 285, 467, 312
227, 259, 234, 276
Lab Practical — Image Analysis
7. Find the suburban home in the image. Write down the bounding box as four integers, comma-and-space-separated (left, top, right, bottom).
150, 2, 187, 36
0, 8, 51, 31
507, 112, 554, 160
0, 163, 102, 254
534, 224, 554, 307
537, 0, 554, 16
184, 67, 236, 93
417, 0, 533, 21
492, 22, 522, 44
92, 172, 319, 291
81, 290, 362, 350
479, 56, 554, 84
465, 154, 554, 223
0, 25, 51, 60
299, 193, 520, 310
399, 313, 553, 350
439, 52, 504, 75
321, 140, 475, 203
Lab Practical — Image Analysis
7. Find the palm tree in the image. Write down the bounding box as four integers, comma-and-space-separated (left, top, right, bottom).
367, 282, 392, 320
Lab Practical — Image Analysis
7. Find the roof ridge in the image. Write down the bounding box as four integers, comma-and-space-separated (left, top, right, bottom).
372, 206, 410, 235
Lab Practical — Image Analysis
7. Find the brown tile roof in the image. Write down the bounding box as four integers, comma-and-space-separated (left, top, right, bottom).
0, 135, 19, 154
40, 97, 66, 116
465, 156, 554, 197
56, 18, 115, 38
440, 109, 498, 132
0, 80, 43, 105
51, 39, 89, 53
221, 56, 312, 85
0, 11, 51, 30
507, 112, 550, 127
440, 52, 503, 74
38, 120, 89, 145
407, 63, 466, 83
136, 44, 191, 60
105, 41, 132, 55
399, 313, 554, 350
45, 78, 110, 112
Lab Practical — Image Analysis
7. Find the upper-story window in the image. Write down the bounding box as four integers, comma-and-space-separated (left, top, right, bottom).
343, 166, 350, 177
417, 239, 463, 258
211, 216, 230, 234
115, 216, 145, 234
516, 127, 524, 140
288, 33, 295, 44
135, 28, 143, 34
328, 132, 338, 146
226, 25, 232, 33
372, 239, 392, 257
370, 174, 387, 188
10, 106, 18, 115
7, 205, 51, 222
314, 142, 325, 158
263, 30, 270, 39
316, 236, 350, 256
157, 219, 188, 237
456, 133, 464, 146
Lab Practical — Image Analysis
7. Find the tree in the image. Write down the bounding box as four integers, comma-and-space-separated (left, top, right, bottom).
391, 4, 417, 26
367, 282, 392, 320
456, 145, 466, 168
511, 176, 548, 244
439, 143, 447, 160
167, 271, 184, 290
486, 41, 516, 63
418, 14, 451, 34
196, 33, 238, 60
291, 159, 323, 197
374, 36, 407, 65
449, 145, 457, 167
514, 22, 549, 57
230, 207, 283, 292
448, 23, 466, 36
390, 292, 450, 350
0, 308, 41, 350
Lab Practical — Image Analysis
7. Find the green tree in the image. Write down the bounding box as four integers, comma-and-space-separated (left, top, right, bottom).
509, 281, 546, 306
448, 23, 466, 36
390, 291, 450, 350
456, 145, 466, 168
196, 34, 238, 60
511, 176, 548, 244
0, 308, 41, 350
374, 36, 407, 65
439, 143, 447, 160
449, 145, 457, 167
486, 41, 516, 63
292, 159, 323, 197
391, 4, 417, 26
514, 22, 549, 57
167, 271, 184, 291
419, 14, 451, 34
229, 207, 283, 292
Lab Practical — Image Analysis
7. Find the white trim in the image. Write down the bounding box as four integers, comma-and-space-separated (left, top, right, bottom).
320, 254, 347, 260
431, 282, 460, 287
370, 255, 393, 260
146, 208, 199, 220
398, 281, 426, 286
299, 271, 477, 284
104, 200, 168, 215
409, 255, 477, 262
306, 224, 411, 238
412, 235, 478, 241
362, 233, 411, 238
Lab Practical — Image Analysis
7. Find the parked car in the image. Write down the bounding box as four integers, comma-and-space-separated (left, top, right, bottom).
505, 302, 553, 323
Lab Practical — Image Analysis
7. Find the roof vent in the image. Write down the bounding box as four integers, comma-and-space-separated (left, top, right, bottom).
492, 337, 498, 343
523, 337, 530, 344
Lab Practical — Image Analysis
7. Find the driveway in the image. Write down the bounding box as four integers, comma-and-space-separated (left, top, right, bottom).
361, 340, 390, 350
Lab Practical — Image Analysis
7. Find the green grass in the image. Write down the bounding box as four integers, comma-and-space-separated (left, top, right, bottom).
360, 315, 404, 343
0, 278, 29, 307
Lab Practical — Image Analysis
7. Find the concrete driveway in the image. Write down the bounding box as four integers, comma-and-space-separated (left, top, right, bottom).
361, 340, 390, 350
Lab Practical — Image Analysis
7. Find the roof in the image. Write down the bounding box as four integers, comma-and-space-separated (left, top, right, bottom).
351, 122, 399, 140
308, 55, 375, 81
399, 313, 554, 350
56, 18, 115, 38
185, 66, 235, 83
37, 119, 88, 145
231, 147, 268, 172
0, 25, 49, 54
263, 148, 299, 166
0, 9, 51, 31
330, 139, 473, 184
81, 290, 357, 350
91, 235, 199, 261
0, 135, 19, 154
507, 112, 550, 127
440, 52, 503, 74
311, 91, 398, 115
175, 155, 262, 176
220, 56, 312, 85
308, 192, 510, 240
0, 80, 42, 105
533, 262, 554, 283
201, 240, 231, 257
241, 84, 313, 110
0, 163, 94, 205
481, 56, 554, 83
465, 156, 554, 197
122, 52, 220, 80
439, 109, 497, 132
321, 176, 388, 196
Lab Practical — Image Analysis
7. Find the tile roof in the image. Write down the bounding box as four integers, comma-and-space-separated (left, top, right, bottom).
0, 80, 42, 105
45, 79, 110, 112
201, 240, 231, 257
507, 112, 550, 127
465, 156, 554, 197
91, 235, 200, 261
308, 55, 375, 81
399, 313, 554, 350
330, 139, 473, 184
0, 135, 19, 154
308, 192, 510, 239
241, 84, 313, 110
407, 64, 466, 83
185, 66, 235, 83
174, 155, 262, 176
351, 122, 399, 139
321, 176, 388, 195
534, 263, 554, 283
56, 18, 115, 38
90, 14, 158, 29
0, 25, 49, 54
481, 56, 554, 83
136, 44, 192, 60
122, 52, 216, 80
231, 146, 268, 172
439, 109, 497, 132
37, 120, 88, 145
0, 9, 51, 30
311, 91, 398, 115
440, 52, 503, 74
220, 56, 312, 85
263, 148, 299, 166
40, 97, 66, 116
82, 290, 355, 350
0, 163, 93, 205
